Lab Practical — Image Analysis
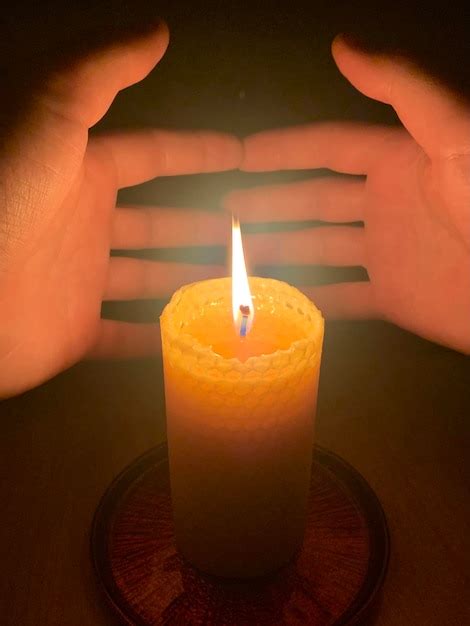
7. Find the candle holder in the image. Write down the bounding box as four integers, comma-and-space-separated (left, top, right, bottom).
91, 443, 389, 625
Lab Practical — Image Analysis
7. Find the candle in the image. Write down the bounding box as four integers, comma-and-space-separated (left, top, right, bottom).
160, 219, 324, 578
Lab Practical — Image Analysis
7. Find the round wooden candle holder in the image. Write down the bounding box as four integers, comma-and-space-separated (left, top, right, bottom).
91, 444, 389, 625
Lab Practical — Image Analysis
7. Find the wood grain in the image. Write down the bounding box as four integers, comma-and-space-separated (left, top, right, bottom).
91, 445, 388, 625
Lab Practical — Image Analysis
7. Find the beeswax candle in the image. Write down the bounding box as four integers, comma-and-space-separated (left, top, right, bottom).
160, 276, 323, 577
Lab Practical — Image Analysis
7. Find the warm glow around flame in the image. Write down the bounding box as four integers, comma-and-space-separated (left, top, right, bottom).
232, 215, 254, 336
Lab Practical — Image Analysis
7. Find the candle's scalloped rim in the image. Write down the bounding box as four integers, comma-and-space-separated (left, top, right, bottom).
160, 277, 324, 375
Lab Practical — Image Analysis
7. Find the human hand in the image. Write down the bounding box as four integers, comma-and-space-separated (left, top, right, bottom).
225, 36, 470, 354
0, 23, 241, 397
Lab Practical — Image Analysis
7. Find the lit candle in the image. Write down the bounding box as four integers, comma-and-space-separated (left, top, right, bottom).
160, 218, 324, 578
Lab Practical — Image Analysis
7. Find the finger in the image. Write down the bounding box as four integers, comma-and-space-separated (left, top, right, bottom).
332, 35, 470, 159
42, 21, 169, 129
224, 178, 365, 223
90, 130, 243, 188
302, 282, 376, 319
88, 320, 161, 358
104, 258, 225, 300
111, 207, 230, 249
241, 122, 398, 174
245, 227, 366, 267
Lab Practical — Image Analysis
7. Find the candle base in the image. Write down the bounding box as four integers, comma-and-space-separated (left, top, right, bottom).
91, 444, 389, 626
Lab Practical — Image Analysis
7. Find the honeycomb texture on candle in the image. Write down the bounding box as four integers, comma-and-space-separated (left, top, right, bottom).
160, 277, 323, 431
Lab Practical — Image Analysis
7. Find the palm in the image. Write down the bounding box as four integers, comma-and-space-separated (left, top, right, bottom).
364, 135, 469, 346
226, 36, 470, 353
0, 26, 241, 396
22, 154, 116, 366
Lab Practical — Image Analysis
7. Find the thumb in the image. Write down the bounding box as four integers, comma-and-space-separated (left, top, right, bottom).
40, 20, 169, 131
1, 22, 169, 252
332, 34, 470, 159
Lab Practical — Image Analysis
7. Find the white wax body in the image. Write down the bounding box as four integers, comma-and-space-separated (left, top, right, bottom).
166, 379, 318, 577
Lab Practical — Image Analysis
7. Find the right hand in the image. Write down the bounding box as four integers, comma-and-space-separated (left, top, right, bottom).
226, 36, 470, 353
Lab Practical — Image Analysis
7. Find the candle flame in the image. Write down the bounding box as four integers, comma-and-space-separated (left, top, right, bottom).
232, 215, 254, 336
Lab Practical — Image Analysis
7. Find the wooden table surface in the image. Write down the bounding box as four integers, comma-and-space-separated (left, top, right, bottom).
1, 320, 469, 625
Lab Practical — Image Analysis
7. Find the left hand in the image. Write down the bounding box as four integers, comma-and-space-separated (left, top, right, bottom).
0, 23, 240, 397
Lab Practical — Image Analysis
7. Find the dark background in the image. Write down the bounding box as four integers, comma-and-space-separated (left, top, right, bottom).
1, 2, 469, 625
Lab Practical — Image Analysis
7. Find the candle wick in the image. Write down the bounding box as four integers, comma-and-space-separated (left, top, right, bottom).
239, 304, 250, 338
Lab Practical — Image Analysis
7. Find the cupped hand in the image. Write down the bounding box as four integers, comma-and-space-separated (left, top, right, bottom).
0, 23, 241, 397
225, 36, 470, 354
